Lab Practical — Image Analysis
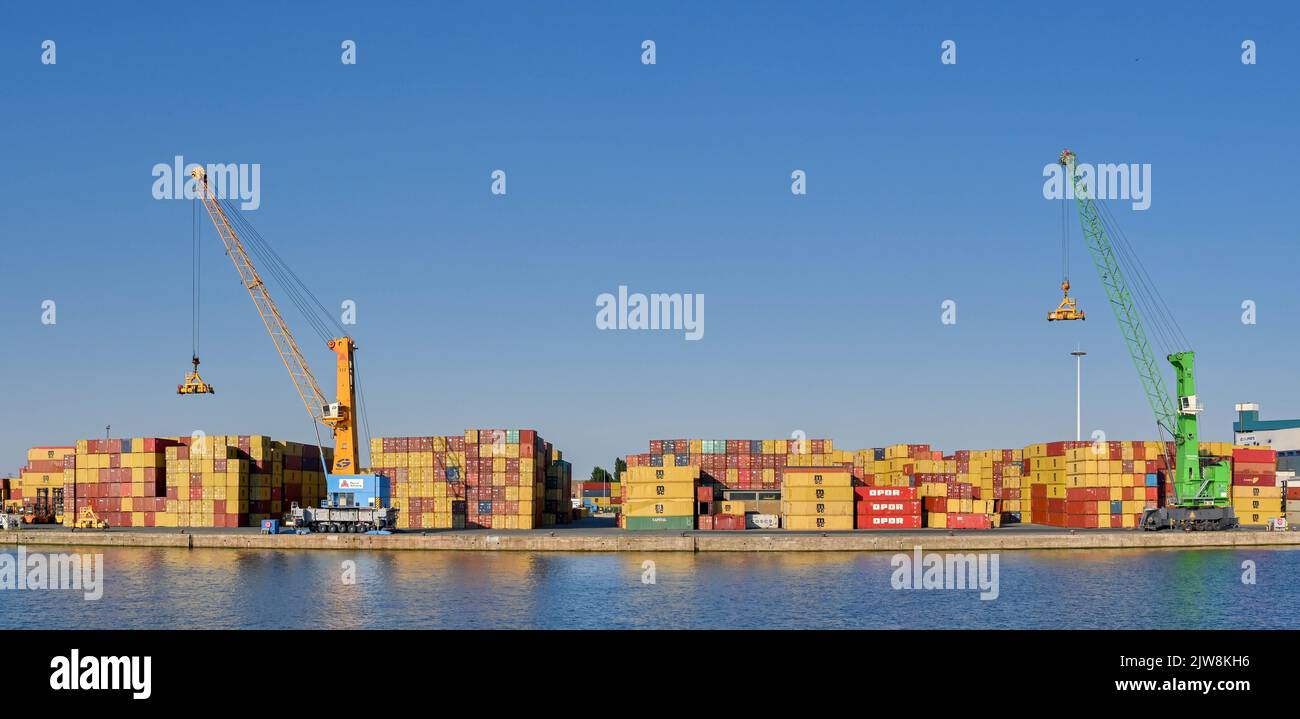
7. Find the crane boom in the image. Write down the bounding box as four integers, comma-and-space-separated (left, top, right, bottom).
1060, 149, 1233, 528
1061, 151, 1178, 437
191, 167, 360, 474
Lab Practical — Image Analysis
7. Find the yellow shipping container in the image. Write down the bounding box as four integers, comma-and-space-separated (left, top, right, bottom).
1232, 485, 1281, 499
1236, 510, 1282, 524
720, 501, 746, 515
781, 501, 854, 516
782, 469, 852, 487
783, 486, 854, 502
1233, 497, 1282, 514
784, 515, 853, 531
623, 498, 695, 517
626, 466, 699, 483
623, 481, 695, 500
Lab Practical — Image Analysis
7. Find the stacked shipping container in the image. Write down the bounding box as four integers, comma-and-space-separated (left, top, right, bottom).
622, 465, 697, 530
54, 435, 326, 528
1059, 444, 1163, 529
578, 478, 621, 513
856, 486, 921, 529
627, 438, 847, 490
465, 429, 548, 529
162, 436, 327, 527
782, 467, 854, 530
371, 435, 466, 529
371, 429, 566, 529
1288, 480, 1300, 528
1232, 447, 1281, 525
4, 446, 74, 518
545, 456, 573, 526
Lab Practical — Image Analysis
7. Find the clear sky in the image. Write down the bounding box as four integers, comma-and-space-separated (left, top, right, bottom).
2, 2, 1296, 478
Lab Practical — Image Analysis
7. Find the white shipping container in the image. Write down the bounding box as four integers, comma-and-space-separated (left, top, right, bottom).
747, 513, 780, 530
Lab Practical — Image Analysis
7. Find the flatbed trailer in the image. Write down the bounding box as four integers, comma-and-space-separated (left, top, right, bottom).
286, 502, 397, 533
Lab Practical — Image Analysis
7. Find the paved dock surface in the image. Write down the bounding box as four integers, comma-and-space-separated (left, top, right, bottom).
4, 518, 1300, 552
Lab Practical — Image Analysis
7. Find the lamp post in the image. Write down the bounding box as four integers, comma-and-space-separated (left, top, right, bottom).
1070, 349, 1087, 441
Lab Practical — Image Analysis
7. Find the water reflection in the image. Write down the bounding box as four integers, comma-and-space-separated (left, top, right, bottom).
1, 546, 1296, 629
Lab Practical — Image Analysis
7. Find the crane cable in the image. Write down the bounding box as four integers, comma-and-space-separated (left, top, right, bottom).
1109, 201, 1189, 350
192, 198, 200, 360
210, 197, 371, 470
1094, 198, 1190, 357
1060, 190, 1070, 284
217, 198, 340, 344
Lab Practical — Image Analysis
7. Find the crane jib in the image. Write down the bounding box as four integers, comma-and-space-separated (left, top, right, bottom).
1060, 150, 1233, 525
190, 166, 361, 477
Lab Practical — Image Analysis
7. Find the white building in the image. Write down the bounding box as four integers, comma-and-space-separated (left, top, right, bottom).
1233, 403, 1300, 473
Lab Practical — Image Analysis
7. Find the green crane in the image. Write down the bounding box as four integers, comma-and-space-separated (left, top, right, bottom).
1059, 149, 1235, 531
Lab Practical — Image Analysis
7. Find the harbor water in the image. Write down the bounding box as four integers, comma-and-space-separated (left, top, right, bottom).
1, 545, 1297, 629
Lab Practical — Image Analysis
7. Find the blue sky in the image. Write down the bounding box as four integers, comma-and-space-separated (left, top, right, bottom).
1, 1, 1296, 477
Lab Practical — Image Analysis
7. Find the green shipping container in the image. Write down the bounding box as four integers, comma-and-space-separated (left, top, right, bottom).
625, 515, 695, 531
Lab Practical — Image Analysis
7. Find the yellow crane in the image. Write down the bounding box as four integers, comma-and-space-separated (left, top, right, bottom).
186, 166, 362, 474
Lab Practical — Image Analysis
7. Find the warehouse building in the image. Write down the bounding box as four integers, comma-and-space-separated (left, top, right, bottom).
1233, 403, 1300, 473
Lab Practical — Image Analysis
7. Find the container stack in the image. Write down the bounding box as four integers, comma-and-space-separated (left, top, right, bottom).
163, 435, 328, 528
709, 498, 748, 530
4, 446, 74, 519
855, 486, 921, 529
1286, 479, 1300, 528
626, 438, 849, 491
953, 449, 1017, 526
543, 454, 573, 526
579, 477, 621, 514
1059, 443, 1163, 528
38, 435, 328, 528
369, 436, 467, 530
864, 444, 939, 487
464, 429, 548, 530
622, 465, 697, 530
782, 467, 854, 530
270, 440, 329, 516
1231, 447, 1280, 525
1022, 441, 1083, 525
64, 438, 173, 527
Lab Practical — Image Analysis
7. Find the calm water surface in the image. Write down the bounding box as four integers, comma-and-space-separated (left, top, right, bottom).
1, 545, 1296, 629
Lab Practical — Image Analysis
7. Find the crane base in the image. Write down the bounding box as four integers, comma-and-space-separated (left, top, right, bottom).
1140, 507, 1238, 532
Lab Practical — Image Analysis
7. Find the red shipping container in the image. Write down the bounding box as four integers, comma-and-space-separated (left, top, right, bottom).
698, 515, 714, 531
1232, 447, 1276, 464
947, 513, 992, 529
857, 486, 919, 500
924, 497, 947, 513
1232, 473, 1276, 487
712, 514, 745, 531
857, 500, 921, 516
696, 486, 713, 503
858, 514, 922, 529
